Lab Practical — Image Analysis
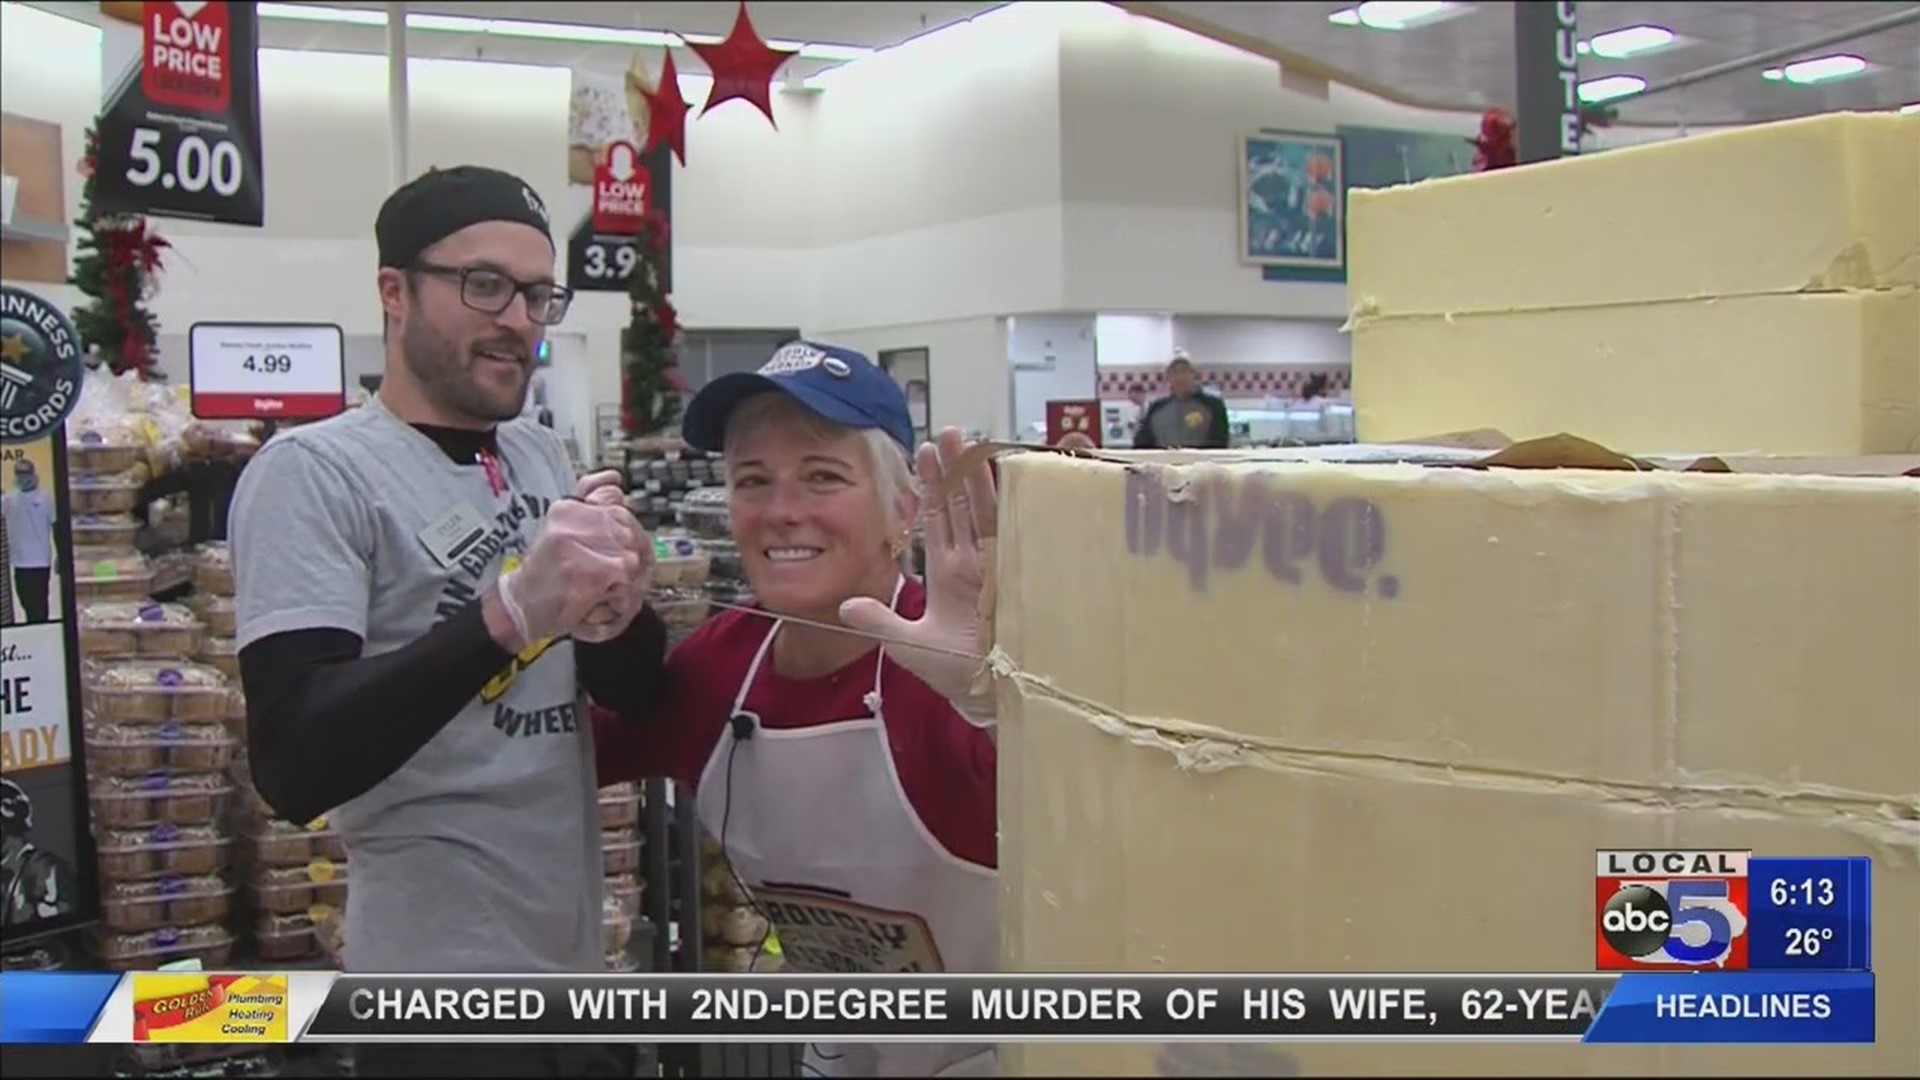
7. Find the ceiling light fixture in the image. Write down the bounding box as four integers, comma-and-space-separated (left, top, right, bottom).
1760, 54, 1870, 85
254, 3, 871, 62
1577, 74, 1646, 104
1902, 103, 1920, 115
1579, 24, 1675, 59
1327, 3, 1457, 31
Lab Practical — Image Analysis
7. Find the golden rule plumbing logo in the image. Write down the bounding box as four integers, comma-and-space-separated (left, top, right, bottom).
130, 974, 289, 1043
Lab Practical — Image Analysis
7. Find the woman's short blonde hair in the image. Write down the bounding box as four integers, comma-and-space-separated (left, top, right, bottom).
721, 391, 918, 533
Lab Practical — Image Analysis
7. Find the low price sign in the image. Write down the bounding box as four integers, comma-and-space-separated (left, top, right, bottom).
92, 1, 265, 226
188, 322, 346, 420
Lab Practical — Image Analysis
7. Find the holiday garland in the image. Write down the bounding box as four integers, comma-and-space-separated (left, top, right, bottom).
620, 210, 684, 437
70, 127, 169, 378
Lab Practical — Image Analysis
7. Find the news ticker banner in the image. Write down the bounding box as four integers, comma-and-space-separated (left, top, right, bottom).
0, 972, 1875, 1046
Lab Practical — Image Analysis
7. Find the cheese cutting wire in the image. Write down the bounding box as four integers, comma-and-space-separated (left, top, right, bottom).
699, 596, 991, 664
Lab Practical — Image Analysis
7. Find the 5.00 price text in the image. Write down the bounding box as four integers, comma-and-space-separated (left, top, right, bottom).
126, 127, 245, 198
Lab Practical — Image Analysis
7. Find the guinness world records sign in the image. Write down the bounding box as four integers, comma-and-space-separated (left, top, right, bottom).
0, 285, 98, 942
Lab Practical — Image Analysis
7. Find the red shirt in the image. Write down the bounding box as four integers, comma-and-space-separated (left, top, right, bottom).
591, 578, 997, 870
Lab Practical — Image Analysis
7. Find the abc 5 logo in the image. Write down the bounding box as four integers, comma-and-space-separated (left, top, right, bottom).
1595, 879, 1750, 970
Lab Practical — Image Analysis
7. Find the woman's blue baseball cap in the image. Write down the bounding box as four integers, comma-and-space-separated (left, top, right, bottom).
681, 340, 916, 454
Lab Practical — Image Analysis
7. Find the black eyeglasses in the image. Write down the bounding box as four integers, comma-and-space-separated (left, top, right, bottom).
412, 262, 574, 326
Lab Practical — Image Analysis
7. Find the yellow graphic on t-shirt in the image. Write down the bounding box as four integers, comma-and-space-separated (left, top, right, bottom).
479, 554, 558, 704
130, 973, 288, 1043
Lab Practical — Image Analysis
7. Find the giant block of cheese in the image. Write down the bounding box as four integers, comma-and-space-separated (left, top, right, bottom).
1353, 289, 1920, 453
1347, 112, 1919, 317
994, 451, 1919, 1076
1346, 112, 1920, 454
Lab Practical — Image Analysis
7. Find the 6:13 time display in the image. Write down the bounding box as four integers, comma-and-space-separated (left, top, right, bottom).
1770, 876, 1836, 907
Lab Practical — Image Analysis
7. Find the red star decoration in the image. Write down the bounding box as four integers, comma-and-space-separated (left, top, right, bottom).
642, 51, 692, 165
688, 2, 796, 128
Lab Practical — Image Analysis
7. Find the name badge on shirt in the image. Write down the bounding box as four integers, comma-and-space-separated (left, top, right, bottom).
417, 502, 489, 569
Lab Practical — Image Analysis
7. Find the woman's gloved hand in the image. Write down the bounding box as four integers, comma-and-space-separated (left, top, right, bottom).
839, 427, 997, 703
494, 498, 644, 651
569, 470, 655, 643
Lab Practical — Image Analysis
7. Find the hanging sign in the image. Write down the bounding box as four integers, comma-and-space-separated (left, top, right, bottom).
0, 285, 98, 942
188, 321, 346, 420
565, 65, 674, 293
91, 1, 266, 227
1514, 1, 1581, 164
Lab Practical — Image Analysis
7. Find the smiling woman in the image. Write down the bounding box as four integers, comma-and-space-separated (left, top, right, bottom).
593, 340, 1000, 1078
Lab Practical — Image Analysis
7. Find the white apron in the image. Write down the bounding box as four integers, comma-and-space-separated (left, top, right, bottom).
694, 580, 999, 1078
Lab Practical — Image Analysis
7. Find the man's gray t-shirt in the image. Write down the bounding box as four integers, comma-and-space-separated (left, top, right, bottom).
230, 397, 602, 974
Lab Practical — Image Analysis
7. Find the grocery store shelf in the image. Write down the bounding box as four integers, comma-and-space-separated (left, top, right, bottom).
0, 217, 68, 244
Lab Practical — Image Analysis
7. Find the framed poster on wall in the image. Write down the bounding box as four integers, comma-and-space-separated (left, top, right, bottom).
1239, 130, 1345, 272
878, 348, 931, 447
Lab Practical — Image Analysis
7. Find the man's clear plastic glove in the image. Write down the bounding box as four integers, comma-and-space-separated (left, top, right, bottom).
839, 428, 997, 703
495, 499, 644, 651
569, 470, 655, 643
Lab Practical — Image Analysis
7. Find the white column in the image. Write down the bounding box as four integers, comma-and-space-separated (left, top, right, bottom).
387, 1, 410, 187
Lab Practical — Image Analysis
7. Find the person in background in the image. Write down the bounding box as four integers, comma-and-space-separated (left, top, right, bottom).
1, 458, 56, 624
594, 341, 997, 1078
1133, 355, 1232, 449
228, 165, 661, 1079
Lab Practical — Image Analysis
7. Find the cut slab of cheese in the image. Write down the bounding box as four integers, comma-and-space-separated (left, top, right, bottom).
1347, 112, 1919, 318
1350, 289, 1919, 455
995, 452, 1920, 1076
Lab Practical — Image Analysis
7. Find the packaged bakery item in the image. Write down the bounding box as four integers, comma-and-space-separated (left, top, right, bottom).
705, 945, 779, 974
221, 687, 248, 742
602, 828, 640, 876
196, 635, 238, 681
710, 905, 770, 948
249, 817, 347, 866
70, 513, 141, 551
90, 773, 232, 828
603, 894, 632, 954
95, 923, 234, 972
193, 542, 235, 595
597, 784, 640, 830
67, 424, 148, 476
68, 469, 146, 514
652, 587, 711, 631
187, 591, 237, 638
99, 874, 233, 934
85, 660, 230, 723
86, 723, 234, 778
311, 903, 346, 968
97, 824, 231, 882
605, 872, 641, 918
677, 487, 732, 540
72, 551, 155, 603
77, 601, 202, 658
701, 860, 752, 906
254, 912, 317, 961
252, 858, 348, 915
649, 534, 712, 588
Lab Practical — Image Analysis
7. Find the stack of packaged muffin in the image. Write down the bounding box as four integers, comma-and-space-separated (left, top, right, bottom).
700, 837, 777, 973
66, 423, 159, 611
194, 543, 353, 966
79, 600, 239, 972
600, 783, 643, 971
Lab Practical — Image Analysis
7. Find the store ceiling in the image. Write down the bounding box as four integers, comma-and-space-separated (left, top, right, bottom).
20, 1, 1919, 122
1149, 1, 1920, 125
247, 1, 1003, 83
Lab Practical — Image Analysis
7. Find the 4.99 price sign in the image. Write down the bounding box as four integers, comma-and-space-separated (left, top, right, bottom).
92, 2, 265, 227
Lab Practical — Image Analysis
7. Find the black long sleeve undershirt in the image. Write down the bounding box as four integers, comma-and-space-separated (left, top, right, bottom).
240, 604, 669, 826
